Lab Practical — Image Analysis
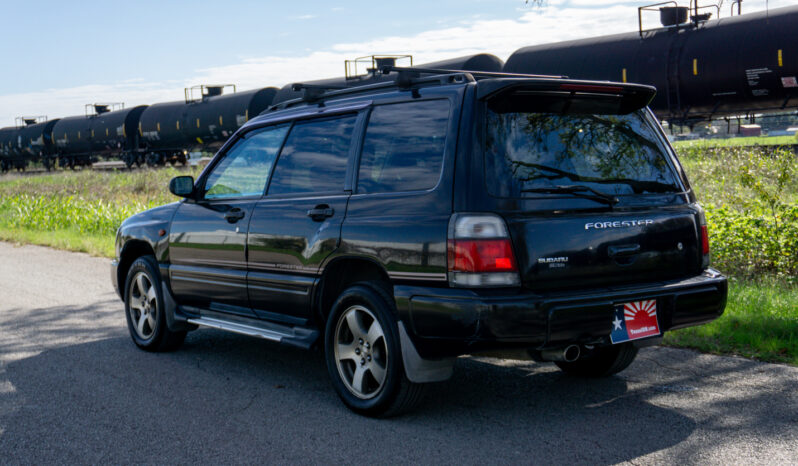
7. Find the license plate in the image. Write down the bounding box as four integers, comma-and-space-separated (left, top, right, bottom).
610, 299, 661, 344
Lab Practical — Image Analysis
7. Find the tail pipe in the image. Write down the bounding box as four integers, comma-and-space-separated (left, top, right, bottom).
540, 344, 581, 363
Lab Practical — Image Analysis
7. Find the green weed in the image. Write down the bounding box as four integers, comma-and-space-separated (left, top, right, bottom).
665, 278, 798, 365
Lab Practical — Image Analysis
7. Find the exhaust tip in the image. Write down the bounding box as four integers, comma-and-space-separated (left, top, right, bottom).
563, 344, 580, 363
540, 344, 581, 362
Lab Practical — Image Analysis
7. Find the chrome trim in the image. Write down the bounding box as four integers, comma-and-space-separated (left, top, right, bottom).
186, 316, 286, 342
169, 275, 247, 288
388, 271, 448, 281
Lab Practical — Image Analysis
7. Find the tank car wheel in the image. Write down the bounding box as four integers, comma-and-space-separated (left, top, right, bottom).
145, 153, 160, 167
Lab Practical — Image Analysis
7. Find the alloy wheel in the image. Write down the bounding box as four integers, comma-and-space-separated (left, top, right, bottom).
334, 305, 389, 399
128, 271, 158, 340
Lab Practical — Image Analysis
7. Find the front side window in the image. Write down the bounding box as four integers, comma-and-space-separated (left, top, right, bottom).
357, 100, 450, 194
267, 115, 357, 195
204, 125, 288, 199
485, 108, 681, 198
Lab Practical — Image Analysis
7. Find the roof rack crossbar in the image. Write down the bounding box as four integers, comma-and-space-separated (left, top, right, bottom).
291, 83, 349, 103
290, 83, 348, 92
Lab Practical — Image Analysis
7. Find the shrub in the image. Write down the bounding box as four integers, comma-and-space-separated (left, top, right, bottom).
680, 146, 797, 280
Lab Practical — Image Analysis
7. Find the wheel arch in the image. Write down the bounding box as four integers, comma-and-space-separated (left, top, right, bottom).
314, 256, 393, 326
117, 240, 157, 295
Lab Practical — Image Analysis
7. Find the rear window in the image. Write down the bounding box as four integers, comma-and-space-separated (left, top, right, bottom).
484, 108, 680, 198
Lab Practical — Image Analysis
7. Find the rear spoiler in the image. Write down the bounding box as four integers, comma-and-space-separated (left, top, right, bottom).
477, 78, 657, 113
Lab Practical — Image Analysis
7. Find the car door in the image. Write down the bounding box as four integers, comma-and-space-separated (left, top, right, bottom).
168, 125, 288, 317
246, 112, 362, 324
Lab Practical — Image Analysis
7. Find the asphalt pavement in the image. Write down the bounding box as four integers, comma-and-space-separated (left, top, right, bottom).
0, 241, 796, 464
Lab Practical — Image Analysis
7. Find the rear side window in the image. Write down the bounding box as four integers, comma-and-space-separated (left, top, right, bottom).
357, 100, 450, 194
268, 115, 357, 195
485, 109, 680, 197
204, 125, 288, 199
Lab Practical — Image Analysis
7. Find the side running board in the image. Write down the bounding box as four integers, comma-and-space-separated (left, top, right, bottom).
186, 316, 318, 349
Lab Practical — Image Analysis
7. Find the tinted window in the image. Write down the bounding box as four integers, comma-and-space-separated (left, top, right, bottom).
484, 109, 680, 197
268, 115, 357, 195
357, 100, 449, 194
204, 125, 288, 199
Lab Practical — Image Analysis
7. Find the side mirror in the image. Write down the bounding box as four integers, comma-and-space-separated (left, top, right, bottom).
169, 176, 195, 198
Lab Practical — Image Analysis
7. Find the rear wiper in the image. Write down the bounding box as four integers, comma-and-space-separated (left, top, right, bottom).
521, 185, 620, 205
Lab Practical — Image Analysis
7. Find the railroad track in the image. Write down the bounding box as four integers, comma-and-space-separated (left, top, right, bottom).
0, 158, 212, 178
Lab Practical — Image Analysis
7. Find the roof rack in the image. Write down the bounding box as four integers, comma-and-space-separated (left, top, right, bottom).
271, 66, 567, 111
85, 103, 124, 116
15, 116, 47, 127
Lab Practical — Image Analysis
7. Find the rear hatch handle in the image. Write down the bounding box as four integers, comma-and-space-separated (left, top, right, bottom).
608, 244, 641, 258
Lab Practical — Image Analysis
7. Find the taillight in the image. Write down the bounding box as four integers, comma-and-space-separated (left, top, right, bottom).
697, 205, 710, 269
447, 214, 520, 287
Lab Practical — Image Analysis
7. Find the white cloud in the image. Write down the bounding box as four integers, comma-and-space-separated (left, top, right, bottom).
1, 0, 795, 126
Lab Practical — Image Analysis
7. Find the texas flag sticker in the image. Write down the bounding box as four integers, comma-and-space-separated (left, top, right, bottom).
610, 300, 660, 344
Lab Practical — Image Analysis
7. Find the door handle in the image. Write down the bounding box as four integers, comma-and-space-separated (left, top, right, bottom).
307, 205, 334, 221
608, 244, 641, 257
224, 208, 246, 223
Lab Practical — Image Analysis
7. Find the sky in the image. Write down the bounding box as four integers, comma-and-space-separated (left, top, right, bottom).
0, 0, 794, 126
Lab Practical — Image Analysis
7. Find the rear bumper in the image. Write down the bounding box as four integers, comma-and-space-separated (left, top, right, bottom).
394, 269, 727, 359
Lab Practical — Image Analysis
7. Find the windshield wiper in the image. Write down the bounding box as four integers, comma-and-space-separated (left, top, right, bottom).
521, 185, 620, 205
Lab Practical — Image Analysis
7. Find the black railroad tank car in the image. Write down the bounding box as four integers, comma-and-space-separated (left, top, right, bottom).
52, 105, 148, 168
89, 105, 148, 166
138, 86, 277, 165
503, 5, 798, 123
270, 54, 504, 106
0, 127, 23, 172
17, 119, 60, 170
52, 116, 95, 168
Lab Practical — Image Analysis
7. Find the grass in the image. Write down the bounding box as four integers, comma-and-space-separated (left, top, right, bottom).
0, 166, 202, 257
677, 146, 798, 206
664, 278, 798, 366
672, 134, 797, 150
0, 226, 114, 257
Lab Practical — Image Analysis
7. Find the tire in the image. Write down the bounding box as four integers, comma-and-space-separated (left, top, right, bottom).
123, 256, 186, 352
555, 343, 638, 377
324, 282, 426, 417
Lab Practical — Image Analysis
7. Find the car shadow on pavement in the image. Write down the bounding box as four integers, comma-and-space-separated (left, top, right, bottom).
1, 318, 795, 464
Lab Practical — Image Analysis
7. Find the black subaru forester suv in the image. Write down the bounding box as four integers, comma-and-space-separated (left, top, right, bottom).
111, 62, 727, 416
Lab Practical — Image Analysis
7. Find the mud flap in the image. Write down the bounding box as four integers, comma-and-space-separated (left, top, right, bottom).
398, 321, 455, 383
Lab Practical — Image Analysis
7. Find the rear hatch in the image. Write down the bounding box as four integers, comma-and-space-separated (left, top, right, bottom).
479, 80, 702, 291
